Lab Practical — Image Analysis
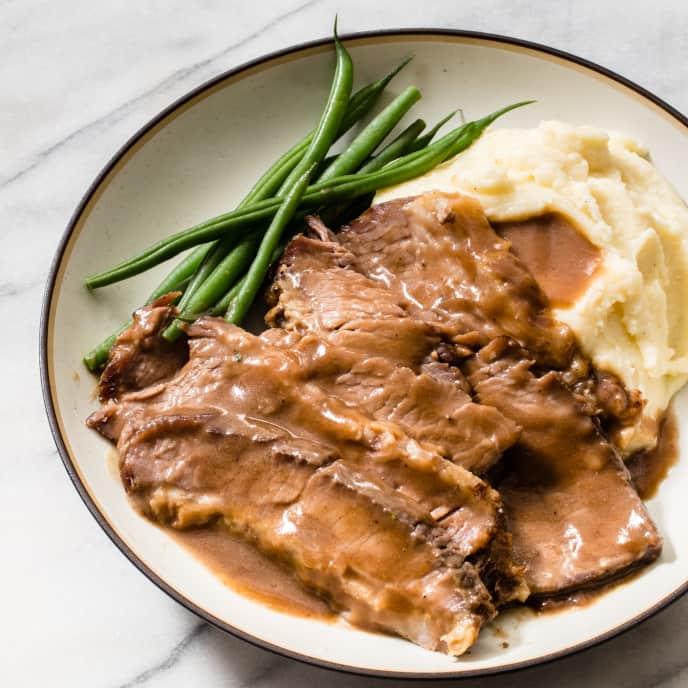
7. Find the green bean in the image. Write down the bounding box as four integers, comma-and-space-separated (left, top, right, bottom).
210, 274, 246, 317
83, 127, 297, 371
83, 55, 413, 369
163, 233, 260, 339
317, 85, 421, 182
235, 58, 414, 202
85, 139, 457, 288
211, 234, 285, 317
251, 104, 524, 321
84, 331, 124, 374
409, 110, 457, 152
371, 123, 470, 173
367, 122, 472, 174
374, 117, 471, 170
85, 102, 533, 289
210, 238, 286, 318
357, 118, 425, 174
224, 25, 353, 324
84, 137, 453, 290
182, 56, 415, 326
84, 123, 302, 371
154, 245, 214, 293
173, 235, 236, 315
243, 57, 413, 202
175, 51, 396, 305
239, 55, 415, 201
166, 54, 363, 324
226, 163, 317, 324
243, 138, 311, 202
86, 57, 408, 305
315, 154, 338, 177
173, 143, 302, 321
337, 55, 413, 134
177, 22, 355, 321
442, 101, 533, 159
222, 130, 463, 324
274, 25, 353, 192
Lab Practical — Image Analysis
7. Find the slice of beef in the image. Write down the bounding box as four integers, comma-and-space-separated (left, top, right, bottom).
337, 192, 643, 434
464, 338, 662, 595
266, 232, 520, 474
89, 315, 519, 653
338, 192, 575, 369
266, 229, 432, 358
332, 192, 658, 593
97, 293, 188, 403
265, 227, 527, 603
278, 330, 519, 476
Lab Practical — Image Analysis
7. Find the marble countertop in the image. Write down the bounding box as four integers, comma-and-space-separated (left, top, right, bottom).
3, 1, 687, 685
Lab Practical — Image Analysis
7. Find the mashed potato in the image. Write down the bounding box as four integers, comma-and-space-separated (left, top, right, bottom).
377, 121, 688, 452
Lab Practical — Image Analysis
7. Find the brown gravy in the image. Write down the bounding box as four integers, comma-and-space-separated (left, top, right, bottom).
170, 401, 676, 620
628, 409, 679, 499
170, 525, 334, 621
494, 214, 601, 308
530, 409, 679, 614
164, 379, 677, 623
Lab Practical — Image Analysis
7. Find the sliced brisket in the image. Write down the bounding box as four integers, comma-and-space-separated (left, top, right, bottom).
266, 231, 520, 474
87, 188, 663, 650
333, 192, 660, 594
464, 338, 662, 595
338, 193, 575, 369
337, 193, 643, 433
88, 314, 523, 654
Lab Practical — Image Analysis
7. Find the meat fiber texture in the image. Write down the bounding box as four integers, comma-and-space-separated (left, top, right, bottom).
265, 229, 519, 475
333, 192, 661, 595
88, 306, 524, 655
87, 190, 662, 655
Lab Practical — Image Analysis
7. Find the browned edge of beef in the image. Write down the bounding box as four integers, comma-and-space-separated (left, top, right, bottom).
330, 191, 661, 595
87, 311, 520, 655
97, 292, 188, 403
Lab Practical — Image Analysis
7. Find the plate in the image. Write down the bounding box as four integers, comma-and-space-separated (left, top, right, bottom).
40, 30, 688, 678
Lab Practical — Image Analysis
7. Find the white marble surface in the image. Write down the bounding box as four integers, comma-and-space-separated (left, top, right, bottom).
3, 0, 688, 685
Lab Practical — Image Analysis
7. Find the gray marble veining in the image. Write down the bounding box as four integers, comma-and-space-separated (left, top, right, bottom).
3, 1, 687, 686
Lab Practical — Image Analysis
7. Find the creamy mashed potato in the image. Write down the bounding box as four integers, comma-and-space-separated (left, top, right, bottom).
377, 121, 688, 452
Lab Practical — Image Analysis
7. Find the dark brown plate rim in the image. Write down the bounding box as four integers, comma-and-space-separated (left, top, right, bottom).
40, 28, 688, 680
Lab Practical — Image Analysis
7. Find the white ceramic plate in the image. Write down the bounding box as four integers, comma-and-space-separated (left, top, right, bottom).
41, 30, 688, 678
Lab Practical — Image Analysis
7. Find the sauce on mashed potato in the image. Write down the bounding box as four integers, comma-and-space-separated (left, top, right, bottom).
377, 120, 688, 453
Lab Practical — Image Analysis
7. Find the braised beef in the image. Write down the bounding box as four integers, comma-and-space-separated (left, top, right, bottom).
332, 192, 660, 593
97, 293, 187, 403
464, 338, 661, 594
337, 193, 575, 369
337, 193, 642, 432
87, 190, 666, 654
266, 231, 520, 474
88, 316, 525, 654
